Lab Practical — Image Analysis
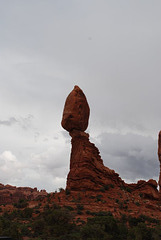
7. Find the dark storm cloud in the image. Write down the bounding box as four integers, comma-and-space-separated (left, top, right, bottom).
96, 132, 159, 182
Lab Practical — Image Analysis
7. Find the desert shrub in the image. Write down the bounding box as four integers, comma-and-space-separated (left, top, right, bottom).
64, 205, 74, 211
89, 195, 95, 199
91, 211, 112, 217
32, 207, 78, 239
20, 224, 31, 236
95, 194, 103, 202
100, 187, 105, 192
65, 188, 71, 195
135, 201, 140, 206
32, 218, 45, 236
128, 222, 152, 240
14, 199, 28, 208
77, 204, 84, 210
21, 207, 33, 218
77, 209, 83, 215
86, 210, 92, 215
120, 186, 132, 193
59, 187, 64, 192
0, 216, 22, 240
1, 201, 160, 240
81, 215, 126, 240
152, 225, 161, 240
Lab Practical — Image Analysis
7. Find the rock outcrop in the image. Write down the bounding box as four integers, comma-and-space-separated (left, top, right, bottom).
129, 179, 159, 200
62, 86, 125, 191
0, 183, 47, 205
158, 131, 161, 192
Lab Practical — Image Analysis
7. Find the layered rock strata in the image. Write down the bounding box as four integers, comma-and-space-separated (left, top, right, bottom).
129, 179, 159, 200
0, 184, 47, 205
62, 86, 124, 191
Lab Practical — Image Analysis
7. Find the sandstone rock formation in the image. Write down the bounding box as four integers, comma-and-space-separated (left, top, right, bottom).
62, 86, 124, 191
158, 131, 161, 192
129, 179, 159, 200
61, 85, 90, 132
0, 183, 47, 205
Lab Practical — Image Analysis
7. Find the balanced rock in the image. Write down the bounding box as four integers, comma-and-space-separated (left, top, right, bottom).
61, 85, 90, 132
62, 86, 124, 191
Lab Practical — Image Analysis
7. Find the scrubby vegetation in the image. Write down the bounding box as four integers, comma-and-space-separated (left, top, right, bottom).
0, 204, 161, 240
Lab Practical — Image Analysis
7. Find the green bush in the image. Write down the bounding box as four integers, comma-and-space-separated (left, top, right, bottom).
65, 188, 71, 195
95, 194, 103, 202
14, 199, 28, 208
77, 204, 84, 210
59, 187, 64, 192
0, 203, 160, 240
135, 201, 140, 206
22, 207, 33, 218
64, 205, 74, 211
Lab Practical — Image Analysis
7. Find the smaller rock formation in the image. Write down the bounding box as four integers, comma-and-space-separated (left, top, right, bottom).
0, 184, 47, 205
129, 179, 159, 200
158, 131, 161, 192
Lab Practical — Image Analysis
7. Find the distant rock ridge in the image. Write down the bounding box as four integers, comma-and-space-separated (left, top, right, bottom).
0, 183, 47, 205
61, 86, 159, 199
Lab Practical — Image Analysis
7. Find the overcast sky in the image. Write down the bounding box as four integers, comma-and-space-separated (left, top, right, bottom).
0, 0, 161, 192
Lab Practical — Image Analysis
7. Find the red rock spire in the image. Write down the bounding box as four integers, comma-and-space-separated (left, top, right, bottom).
61, 86, 124, 191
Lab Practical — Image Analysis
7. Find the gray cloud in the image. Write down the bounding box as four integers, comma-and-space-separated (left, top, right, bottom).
0, 117, 18, 126
96, 132, 159, 183
0, 115, 34, 130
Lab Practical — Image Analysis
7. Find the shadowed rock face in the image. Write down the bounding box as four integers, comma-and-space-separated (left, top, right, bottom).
158, 131, 161, 192
61, 85, 90, 132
